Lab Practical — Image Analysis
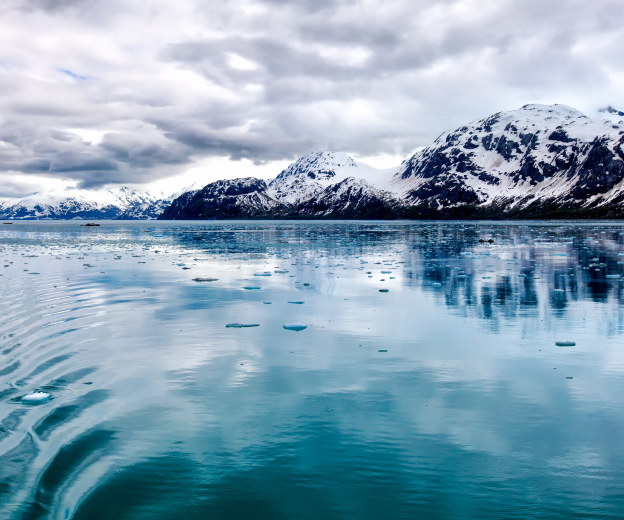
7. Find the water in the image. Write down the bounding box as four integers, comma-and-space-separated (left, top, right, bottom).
1, 220, 624, 519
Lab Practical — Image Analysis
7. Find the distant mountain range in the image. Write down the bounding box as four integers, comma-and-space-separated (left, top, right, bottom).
3, 104, 624, 220
0, 187, 170, 220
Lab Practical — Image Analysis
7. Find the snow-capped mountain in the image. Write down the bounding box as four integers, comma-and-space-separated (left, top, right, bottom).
391, 103, 624, 216
0, 186, 171, 220
159, 151, 400, 219
161, 104, 624, 220
267, 151, 397, 205
7, 104, 624, 221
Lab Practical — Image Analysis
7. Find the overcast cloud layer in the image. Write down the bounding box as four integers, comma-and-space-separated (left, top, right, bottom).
0, 0, 623, 196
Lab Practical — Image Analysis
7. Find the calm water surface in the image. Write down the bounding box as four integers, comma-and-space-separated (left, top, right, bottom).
1, 220, 624, 519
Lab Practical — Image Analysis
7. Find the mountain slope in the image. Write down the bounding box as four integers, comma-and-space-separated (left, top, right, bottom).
159, 178, 282, 219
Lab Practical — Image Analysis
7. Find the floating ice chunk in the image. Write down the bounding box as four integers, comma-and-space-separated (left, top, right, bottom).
254, 273, 271, 276
22, 392, 51, 403
284, 323, 307, 331
378, 349, 388, 352
192, 278, 218, 282
243, 286, 261, 290
606, 274, 621, 278
555, 341, 576, 347
288, 301, 305, 304
226, 323, 260, 328
379, 288, 389, 292
432, 283, 441, 287
263, 301, 272, 304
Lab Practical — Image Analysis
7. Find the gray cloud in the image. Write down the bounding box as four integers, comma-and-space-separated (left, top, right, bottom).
0, 0, 623, 189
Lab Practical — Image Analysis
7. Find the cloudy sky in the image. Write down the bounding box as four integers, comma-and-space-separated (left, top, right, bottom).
0, 0, 622, 198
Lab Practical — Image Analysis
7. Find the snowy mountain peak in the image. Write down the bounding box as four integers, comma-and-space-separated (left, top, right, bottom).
273, 151, 357, 181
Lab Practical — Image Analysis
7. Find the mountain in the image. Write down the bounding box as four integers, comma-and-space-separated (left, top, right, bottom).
6, 104, 624, 221
392, 104, 624, 218
161, 104, 624, 220
159, 151, 400, 220
161, 178, 282, 219
0, 186, 171, 220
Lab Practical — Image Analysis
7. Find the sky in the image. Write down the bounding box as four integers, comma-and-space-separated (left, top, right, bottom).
0, 0, 623, 199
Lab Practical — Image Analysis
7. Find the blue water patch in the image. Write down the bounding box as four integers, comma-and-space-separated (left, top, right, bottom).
0, 220, 624, 519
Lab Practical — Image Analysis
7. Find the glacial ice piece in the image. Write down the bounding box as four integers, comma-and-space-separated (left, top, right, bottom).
243, 286, 261, 290
226, 323, 260, 328
555, 341, 576, 347
432, 283, 442, 287
193, 277, 218, 282
263, 302, 272, 304
283, 323, 307, 331
288, 301, 305, 304
606, 274, 621, 278
21, 392, 51, 403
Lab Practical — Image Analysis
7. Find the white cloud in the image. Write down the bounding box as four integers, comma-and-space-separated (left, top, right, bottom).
0, 0, 622, 195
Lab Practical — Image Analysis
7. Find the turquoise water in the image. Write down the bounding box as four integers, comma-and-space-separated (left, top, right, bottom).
1, 220, 624, 519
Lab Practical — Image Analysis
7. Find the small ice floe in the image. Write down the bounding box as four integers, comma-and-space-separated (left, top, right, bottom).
226, 323, 260, 328
288, 301, 305, 304
432, 282, 442, 287
606, 274, 621, 279
21, 392, 51, 403
263, 301, 272, 304
243, 286, 261, 290
555, 341, 576, 347
553, 289, 564, 293
254, 273, 271, 277
379, 288, 389, 292
192, 277, 218, 282
378, 349, 388, 352
283, 323, 307, 331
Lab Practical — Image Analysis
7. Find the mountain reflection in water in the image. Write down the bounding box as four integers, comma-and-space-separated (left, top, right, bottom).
1, 220, 624, 519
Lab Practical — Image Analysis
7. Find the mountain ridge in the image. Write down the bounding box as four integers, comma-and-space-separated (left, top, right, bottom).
4, 103, 624, 220
161, 103, 624, 220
